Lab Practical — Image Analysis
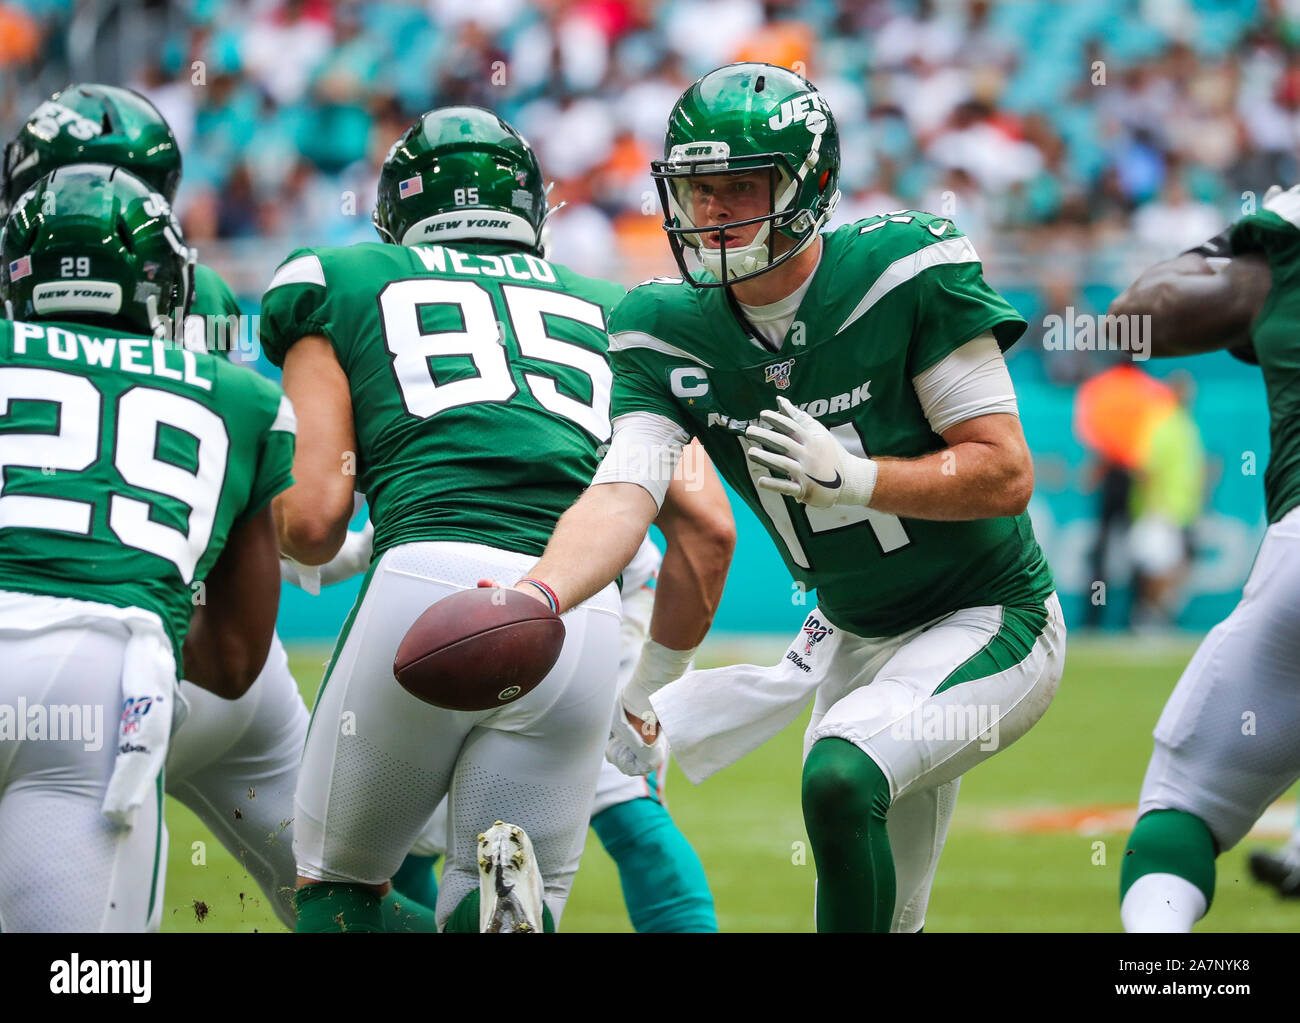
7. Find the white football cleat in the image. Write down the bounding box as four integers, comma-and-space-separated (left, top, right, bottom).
477, 820, 544, 933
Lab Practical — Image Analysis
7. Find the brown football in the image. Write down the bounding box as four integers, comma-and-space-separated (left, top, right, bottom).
393, 587, 565, 711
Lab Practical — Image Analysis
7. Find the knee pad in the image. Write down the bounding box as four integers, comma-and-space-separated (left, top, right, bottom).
802, 738, 890, 836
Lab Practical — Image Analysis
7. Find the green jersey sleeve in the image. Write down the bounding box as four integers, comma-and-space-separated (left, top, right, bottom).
258, 248, 332, 368
607, 281, 699, 427
187, 263, 244, 361
229, 366, 297, 524
192, 262, 242, 321
838, 214, 1027, 377
1231, 205, 1300, 261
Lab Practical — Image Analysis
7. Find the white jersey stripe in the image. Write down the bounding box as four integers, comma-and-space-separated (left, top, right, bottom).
835, 235, 981, 336
610, 330, 714, 369
266, 254, 326, 291
270, 395, 298, 434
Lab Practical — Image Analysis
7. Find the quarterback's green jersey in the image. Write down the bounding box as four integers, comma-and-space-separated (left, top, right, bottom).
0, 318, 295, 659
189, 262, 242, 362
1230, 206, 1300, 523
259, 241, 625, 558
609, 212, 1054, 637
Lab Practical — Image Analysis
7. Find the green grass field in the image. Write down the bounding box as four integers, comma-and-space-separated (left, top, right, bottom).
160, 635, 1300, 932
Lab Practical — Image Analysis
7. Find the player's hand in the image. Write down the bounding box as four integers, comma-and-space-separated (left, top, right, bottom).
606, 705, 667, 777
744, 396, 875, 509
280, 555, 322, 595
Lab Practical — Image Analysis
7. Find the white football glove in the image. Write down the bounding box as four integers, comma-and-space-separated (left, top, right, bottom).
606, 704, 668, 778
279, 521, 375, 595
279, 556, 322, 595
744, 396, 877, 509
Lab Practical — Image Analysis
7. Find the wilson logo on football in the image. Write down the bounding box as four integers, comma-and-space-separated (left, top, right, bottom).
764, 358, 795, 390
497, 685, 522, 701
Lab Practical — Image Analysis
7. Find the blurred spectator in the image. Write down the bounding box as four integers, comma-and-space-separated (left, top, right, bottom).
1129, 372, 1207, 627
1131, 165, 1226, 256
0, 0, 1282, 286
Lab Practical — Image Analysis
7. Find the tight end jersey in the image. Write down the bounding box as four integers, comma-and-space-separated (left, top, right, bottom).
609, 212, 1054, 637
259, 241, 625, 558
1231, 202, 1300, 523
0, 319, 296, 658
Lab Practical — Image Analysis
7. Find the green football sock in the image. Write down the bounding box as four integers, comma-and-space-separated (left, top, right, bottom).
391, 853, 440, 911
1120, 808, 1217, 909
293, 882, 385, 933
801, 738, 895, 933
380, 888, 442, 933
443, 889, 556, 933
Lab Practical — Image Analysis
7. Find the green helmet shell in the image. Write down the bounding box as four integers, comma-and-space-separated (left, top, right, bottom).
374, 106, 549, 252
2, 163, 193, 336
2, 84, 182, 216
653, 63, 841, 287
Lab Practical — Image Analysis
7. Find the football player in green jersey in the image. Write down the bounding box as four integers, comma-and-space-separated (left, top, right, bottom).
509, 63, 1066, 933
3, 83, 314, 929
0, 164, 294, 931
261, 106, 733, 933
1111, 185, 1300, 931
2, 83, 244, 357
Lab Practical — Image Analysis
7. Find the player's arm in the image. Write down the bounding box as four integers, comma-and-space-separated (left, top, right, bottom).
273, 335, 358, 564
1107, 250, 1270, 357
747, 333, 1033, 520
513, 412, 689, 613
868, 412, 1032, 519
611, 442, 736, 731
182, 505, 281, 698
649, 442, 735, 649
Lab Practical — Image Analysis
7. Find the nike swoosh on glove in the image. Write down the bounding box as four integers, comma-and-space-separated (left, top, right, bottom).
744, 395, 877, 509
606, 705, 668, 777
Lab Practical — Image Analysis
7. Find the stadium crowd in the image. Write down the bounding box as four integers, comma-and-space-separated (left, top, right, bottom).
0, 0, 1294, 290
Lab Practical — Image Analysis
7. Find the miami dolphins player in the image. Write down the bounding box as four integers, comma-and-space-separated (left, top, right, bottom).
0, 164, 294, 931
1111, 184, 1300, 931
261, 106, 733, 933
507, 63, 1065, 933
2, 84, 314, 929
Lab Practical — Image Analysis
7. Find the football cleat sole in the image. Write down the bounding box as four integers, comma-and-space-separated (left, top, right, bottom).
477, 820, 544, 932
1247, 849, 1300, 898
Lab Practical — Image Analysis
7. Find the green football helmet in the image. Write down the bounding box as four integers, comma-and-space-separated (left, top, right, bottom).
2, 84, 182, 217
2, 163, 193, 335
373, 106, 549, 252
653, 63, 841, 287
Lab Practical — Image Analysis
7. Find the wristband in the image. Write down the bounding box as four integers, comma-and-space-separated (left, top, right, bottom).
622, 639, 698, 718
518, 577, 559, 613
840, 454, 879, 508
1183, 226, 1234, 260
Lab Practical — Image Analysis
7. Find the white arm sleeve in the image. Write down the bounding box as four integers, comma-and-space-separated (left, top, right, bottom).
590, 411, 690, 510
912, 333, 1019, 436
